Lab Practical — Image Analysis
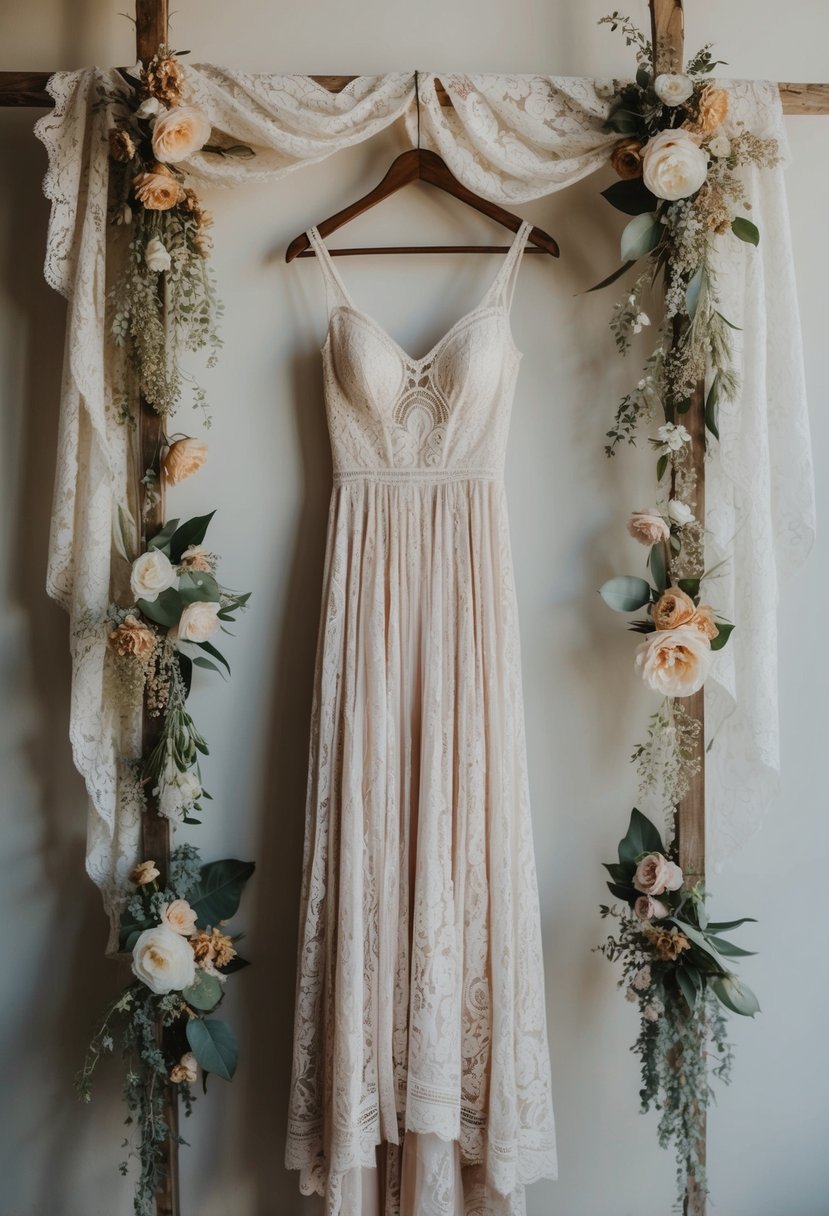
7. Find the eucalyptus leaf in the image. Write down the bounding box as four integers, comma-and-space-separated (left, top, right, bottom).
182, 970, 224, 1012
186, 1018, 238, 1080
656, 453, 668, 482
685, 267, 704, 319
137, 588, 183, 628
710, 621, 735, 651
705, 934, 756, 958
178, 570, 221, 604
188, 858, 255, 929
731, 217, 760, 247
669, 919, 726, 967
649, 544, 667, 591
198, 639, 231, 675
620, 213, 662, 264
710, 973, 761, 1018
147, 518, 180, 556
706, 917, 757, 933
192, 656, 224, 676
599, 576, 652, 613
705, 374, 721, 440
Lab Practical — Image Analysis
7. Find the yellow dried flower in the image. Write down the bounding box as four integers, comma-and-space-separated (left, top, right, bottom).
209, 928, 237, 969
130, 860, 160, 886
190, 931, 214, 966
696, 85, 729, 134
109, 614, 156, 661
645, 925, 691, 961
143, 50, 185, 106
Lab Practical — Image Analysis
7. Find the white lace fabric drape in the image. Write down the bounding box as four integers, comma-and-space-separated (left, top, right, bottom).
32, 70, 813, 931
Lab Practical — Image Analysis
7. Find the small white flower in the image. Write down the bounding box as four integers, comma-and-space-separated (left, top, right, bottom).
625, 987, 638, 1004
637, 312, 651, 327
157, 766, 202, 823
656, 422, 691, 452
116, 204, 133, 225
130, 549, 178, 603
653, 73, 695, 106
632, 965, 652, 992
136, 96, 163, 120
707, 133, 732, 159
145, 236, 171, 273
667, 498, 694, 526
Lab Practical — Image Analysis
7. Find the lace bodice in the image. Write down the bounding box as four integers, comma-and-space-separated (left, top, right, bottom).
307, 222, 532, 482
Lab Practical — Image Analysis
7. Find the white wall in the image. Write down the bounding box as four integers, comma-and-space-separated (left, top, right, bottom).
1, 2, 827, 1213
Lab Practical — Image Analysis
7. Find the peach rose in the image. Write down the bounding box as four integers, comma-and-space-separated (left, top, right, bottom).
133, 165, 185, 211
173, 601, 221, 644
180, 545, 213, 573
610, 138, 644, 179
151, 105, 212, 164
170, 1052, 198, 1084
109, 614, 156, 661
634, 894, 670, 920
697, 85, 729, 134
635, 627, 712, 697
652, 587, 696, 630
163, 437, 208, 486
691, 604, 718, 640
130, 860, 160, 886
160, 899, 199, 937
628, 510, 670, 547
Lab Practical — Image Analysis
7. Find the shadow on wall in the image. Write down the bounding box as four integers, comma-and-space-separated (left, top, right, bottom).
0, 110, 133, 1212
235, 340, 332, 1213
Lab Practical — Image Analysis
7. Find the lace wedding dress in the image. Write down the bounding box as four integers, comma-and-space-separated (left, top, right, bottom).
285, 221, 556, 1215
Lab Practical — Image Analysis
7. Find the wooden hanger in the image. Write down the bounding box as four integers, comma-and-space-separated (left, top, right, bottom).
286, 74, 559, 260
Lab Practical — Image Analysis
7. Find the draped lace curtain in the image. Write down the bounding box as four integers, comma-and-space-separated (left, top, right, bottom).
32, 69, 814, 933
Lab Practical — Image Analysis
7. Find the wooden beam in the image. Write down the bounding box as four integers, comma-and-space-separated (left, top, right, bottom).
650, 5, 706, 1215
2, 69, 828, 113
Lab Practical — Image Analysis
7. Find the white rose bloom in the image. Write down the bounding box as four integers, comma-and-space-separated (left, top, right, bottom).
151, 105, 212, 163
643, 128, 708, 201
653, 73, 694, 106
667, 498, 694, 526
145, 236, 172, 273
132, 925, 196, 994
635, 626, 713, 697
656, 422, 691, 452
136, 96, 163, 120
157, 766, 202, 822
130, 549, 178, 603
707, 133, 732, 159
175, 601, 221, 643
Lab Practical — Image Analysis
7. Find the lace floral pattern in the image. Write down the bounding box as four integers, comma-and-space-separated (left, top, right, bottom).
284, 226, 556, 1213
32, 69, 812, 936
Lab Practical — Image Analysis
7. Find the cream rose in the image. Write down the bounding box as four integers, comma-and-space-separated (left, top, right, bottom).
160, 899, 199, 936
652, 587, 696, 630
634, 894, 670, 920
635, 626, 712, 696
643, 129, 708, 201
145, 236, 171, 273
667, 498, 694, 526
170, 1052, 198, 1084
157, 767, 202, 822
133, 165, 186, 210
691, 604, 719, 640
653, 73, 694, 106
151, 105, 212, 164
174, 601, 221, 644
130, 549, 178, 603
163, 437, 208, 486
132, 925, 196, 995
707, 133, 731, 159
627, 510, 670, 547
130, 860, 160, 886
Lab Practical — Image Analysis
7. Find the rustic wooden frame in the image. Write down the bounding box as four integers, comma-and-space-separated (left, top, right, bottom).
1, 2, 824, 1213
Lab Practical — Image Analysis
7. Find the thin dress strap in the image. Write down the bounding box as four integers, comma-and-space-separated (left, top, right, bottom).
306, 226, 354, 314
484, 219, 533, 313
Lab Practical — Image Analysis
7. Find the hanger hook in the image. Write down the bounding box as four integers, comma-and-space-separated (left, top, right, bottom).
415, 70, 421, 151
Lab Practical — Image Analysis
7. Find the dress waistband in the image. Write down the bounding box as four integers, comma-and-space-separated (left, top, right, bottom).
333, 467, 500, 485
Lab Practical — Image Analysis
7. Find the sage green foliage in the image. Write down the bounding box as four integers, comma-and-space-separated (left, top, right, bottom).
77, 847, 254, 1216
598, 809, 758, 1206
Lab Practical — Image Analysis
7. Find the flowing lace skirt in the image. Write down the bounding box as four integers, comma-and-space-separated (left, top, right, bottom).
286, 476, 556, 1215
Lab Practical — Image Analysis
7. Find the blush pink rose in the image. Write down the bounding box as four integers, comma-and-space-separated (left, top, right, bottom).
633, 852, 683, 896
634, 894, 670, 920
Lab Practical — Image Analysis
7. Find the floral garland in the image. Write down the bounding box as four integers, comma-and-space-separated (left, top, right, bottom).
592, 16, 775, 1206
79, 46, 256, 1215
597, 810, 758, 1203
103, 45, 251, 422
